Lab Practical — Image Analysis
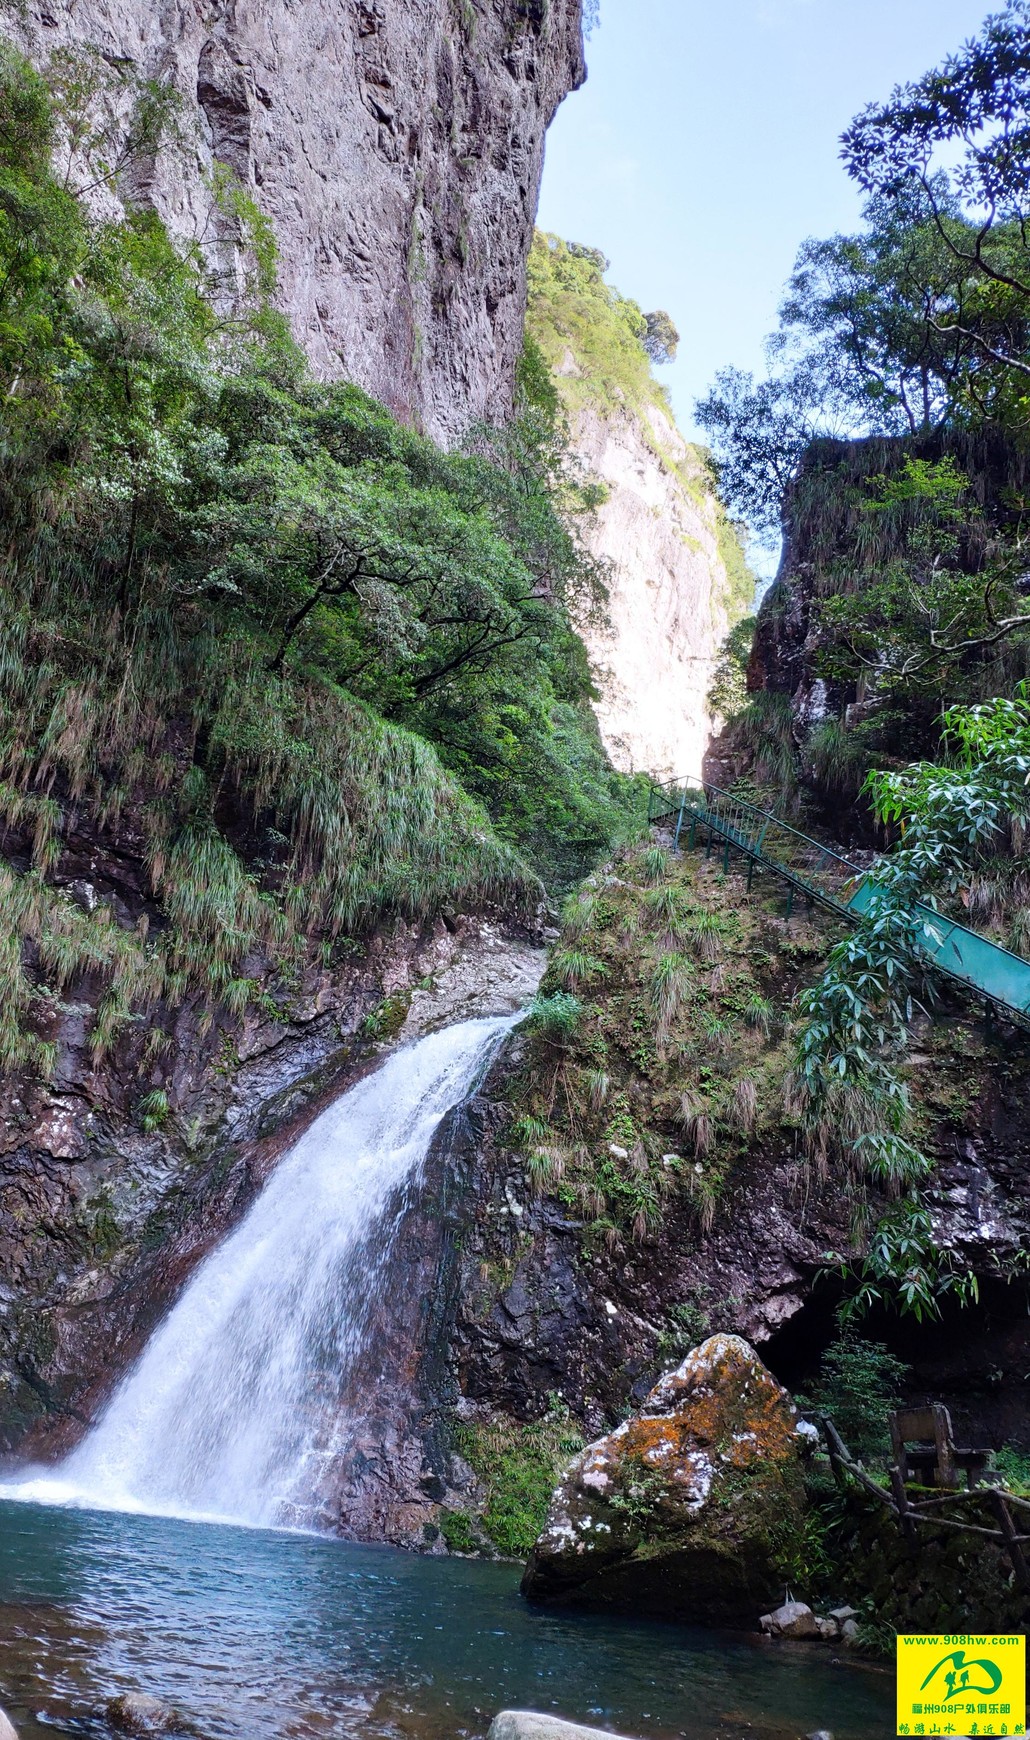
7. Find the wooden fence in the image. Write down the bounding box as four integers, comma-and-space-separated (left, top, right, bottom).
823, 1416, 1030, 1591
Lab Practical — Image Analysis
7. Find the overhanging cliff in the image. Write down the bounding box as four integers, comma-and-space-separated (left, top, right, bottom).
0, 0, 585, 443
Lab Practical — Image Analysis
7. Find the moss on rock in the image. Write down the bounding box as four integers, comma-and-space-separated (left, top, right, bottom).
522, 1334, 807, 1625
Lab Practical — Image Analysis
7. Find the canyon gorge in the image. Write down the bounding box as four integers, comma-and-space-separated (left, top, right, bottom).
0, 4, 1029, 1739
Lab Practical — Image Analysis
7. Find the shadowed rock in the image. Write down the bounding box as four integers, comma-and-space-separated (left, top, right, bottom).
521, 1333, 806, 1625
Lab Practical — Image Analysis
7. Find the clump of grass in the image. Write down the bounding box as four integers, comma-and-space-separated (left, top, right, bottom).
560, 890, 599, 939
510, 1113, 550, 1151
686, 909, 723, 963
650, 952, 693, 1045
525, 991, 585, 1042
680, 1090, 714, 1158
684, 1163, 719, 1233
526, 1144, 569, 1188
744, 992, 776, 1037
549, 948, 608, 990
638, 845, 670, 886
699, 1012, 733, 1057
807, 718, 869, 798
730, 1075, 759, 1132
585, 1067, 610, 1110
138, 1088, 170, 1133
643, 883, 687, 945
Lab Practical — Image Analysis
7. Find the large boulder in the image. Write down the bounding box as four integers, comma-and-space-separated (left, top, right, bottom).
521, 1334, 806, 1625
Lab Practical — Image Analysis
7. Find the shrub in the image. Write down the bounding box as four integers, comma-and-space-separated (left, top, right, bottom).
806, 1324, 908, 1464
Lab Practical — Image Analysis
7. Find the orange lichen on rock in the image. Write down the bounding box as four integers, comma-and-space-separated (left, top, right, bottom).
521, 1334, 806, 1625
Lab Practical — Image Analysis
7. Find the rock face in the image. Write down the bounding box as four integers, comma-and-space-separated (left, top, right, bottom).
521, 1334, 806, 1625
0, 896, 543, 1465
0, 0, 585, 443
572, 404, 738, 781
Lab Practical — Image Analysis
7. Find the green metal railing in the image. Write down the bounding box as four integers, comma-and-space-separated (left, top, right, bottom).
649, 774, 1030, 1023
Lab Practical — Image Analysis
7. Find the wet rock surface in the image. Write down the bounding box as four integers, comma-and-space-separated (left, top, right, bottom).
0, 901, 542, 1469
106, 1692, 190, 1735
489, 1715, 639, 1740
520, 1335, 806, 1624
0, 0, 585, 443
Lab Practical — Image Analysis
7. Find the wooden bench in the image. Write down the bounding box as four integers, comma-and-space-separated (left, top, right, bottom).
890, 1403, 992, 1490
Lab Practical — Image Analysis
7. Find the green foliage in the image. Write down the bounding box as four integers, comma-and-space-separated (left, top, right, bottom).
529, 232, 755, 626
993, 1445, 1030, 1494
549, 948, 608, 990
795, 690, 1030, 1315
453, 1403, 585, 1558
639, 845, 670, 885
806, 719, 870, 799
438, 1508, 480, 1554
526, 233, 658, 421
650, 951, 693, 1045
805, 1324, 908, 1464
506, 847, 800, 1246
525, 991, 585, 1042
358, 992, 412, 1042
814, 458, 1030, 705
734, 692, 799, 796
137, 1088, 170, 1133
643, 309, 679, 365
700, 5, 1030, 549
843, 2, 1030, 424
0, 43, 651, 1074
708, 615, 757, 721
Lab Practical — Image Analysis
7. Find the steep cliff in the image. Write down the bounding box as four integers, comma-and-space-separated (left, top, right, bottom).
707, 429, 1030, 824
414, 839, 1030, 1562
0, 0, 585, 443
528, 235, 753, 781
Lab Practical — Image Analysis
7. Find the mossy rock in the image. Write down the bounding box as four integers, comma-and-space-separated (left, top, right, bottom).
521, 1334, 806, 1625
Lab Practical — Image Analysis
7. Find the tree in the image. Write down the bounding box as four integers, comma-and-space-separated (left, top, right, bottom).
843, 1, 1030, 404
695, 365, 824, 539
643, 309, 679, 365
814, 457, 1030, 698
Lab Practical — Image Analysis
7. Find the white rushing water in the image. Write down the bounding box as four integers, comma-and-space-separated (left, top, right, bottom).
3, 1016, 514, 1529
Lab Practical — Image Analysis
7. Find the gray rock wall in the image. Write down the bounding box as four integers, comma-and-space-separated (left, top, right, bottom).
0, 0, 585, 443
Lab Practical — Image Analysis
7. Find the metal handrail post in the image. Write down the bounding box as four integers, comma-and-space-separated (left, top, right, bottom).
674, 793, 687, 850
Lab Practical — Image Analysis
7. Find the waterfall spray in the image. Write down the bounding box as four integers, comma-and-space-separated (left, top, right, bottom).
4, 1016, 514, 1530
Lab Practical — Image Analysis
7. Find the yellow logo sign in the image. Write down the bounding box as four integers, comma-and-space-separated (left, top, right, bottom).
897, 1634, 1026, 1734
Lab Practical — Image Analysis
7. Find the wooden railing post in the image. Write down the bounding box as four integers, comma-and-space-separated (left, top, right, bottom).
891, 1466, 917, 1546
992, 1489, 1030, 1590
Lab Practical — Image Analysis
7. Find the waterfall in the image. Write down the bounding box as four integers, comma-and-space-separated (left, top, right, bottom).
4, 1016, 514, 1530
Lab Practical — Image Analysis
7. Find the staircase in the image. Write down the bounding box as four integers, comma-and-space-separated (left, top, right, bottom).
649, 775, 1030, 1024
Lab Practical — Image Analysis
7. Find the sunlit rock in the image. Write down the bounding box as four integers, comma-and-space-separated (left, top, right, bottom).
489, 1715, 639, 1740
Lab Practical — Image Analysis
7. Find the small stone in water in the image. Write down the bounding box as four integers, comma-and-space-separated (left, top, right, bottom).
106, 1692, 187, 1735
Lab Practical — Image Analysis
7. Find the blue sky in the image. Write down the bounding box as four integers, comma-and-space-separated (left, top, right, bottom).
537, 0, 995, 440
